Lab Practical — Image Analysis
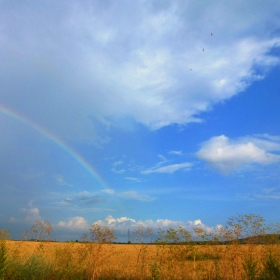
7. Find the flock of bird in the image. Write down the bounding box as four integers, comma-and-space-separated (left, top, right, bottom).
190, 32, 213, 71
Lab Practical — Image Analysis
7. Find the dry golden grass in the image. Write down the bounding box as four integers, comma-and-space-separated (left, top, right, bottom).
4, 240, 280, 279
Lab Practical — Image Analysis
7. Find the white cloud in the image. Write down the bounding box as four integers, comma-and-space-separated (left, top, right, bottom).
197, 135, 280, 174
168, 150, 183, 155
125, 177, 141, 182
111, 167, 126, 174
0, 1, 280, 142
102, 189, 115, 195
58, 217, 89, 230
142, 162, 192, 174
158, 155, 167, 161
94, 215, 213, 235
21, 201, 42, 223
118, 191, 155, 202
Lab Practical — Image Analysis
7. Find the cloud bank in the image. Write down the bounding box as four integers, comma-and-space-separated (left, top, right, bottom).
58, 215, 214, 236
0, 0, 280, 144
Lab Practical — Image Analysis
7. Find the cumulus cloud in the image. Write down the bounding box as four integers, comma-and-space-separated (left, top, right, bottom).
58, 216, 89, 230
21, 201, 42, 223
94, 215, 213, 235
142, 162, 192, 174
0, 0, 280, 143
197, 135, 280, 174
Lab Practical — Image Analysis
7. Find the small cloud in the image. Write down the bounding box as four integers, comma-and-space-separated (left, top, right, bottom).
102, 188, 115, 194
57, 192, 108, 206
158, 154, 167, 161
118, 191, 155, 202
142, 162, 192, 174
54, 174, 73, 187
112, 160, 123, 166
21, 201, 42, 223
75, 195, 107, 205
197, 135, 280, 174
111, 167, 126, 174
168, 150, 183, 155
125, 177, 141, 182
58, 216, 89, 230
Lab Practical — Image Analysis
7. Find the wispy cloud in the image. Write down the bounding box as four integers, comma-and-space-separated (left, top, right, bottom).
255, 187, 280, 200
158, 154, 167, 161
168, 150, 183, 155
103, 188, 154, 202
125, 177, 141, 182
111, 167, 126, 174
102, 189, 115, 195
56, 192, 108, 206
118, 191, 155, 202
197, 135, 280, 174
112, 160, 123, 166
142, 162, 192, 174
54, 174, 73, 187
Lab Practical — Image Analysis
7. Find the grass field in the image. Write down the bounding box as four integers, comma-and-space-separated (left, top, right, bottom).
1, 240, 280, 279
1, 214, 280, 279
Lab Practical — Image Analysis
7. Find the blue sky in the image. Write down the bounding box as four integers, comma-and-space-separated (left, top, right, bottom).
0, 0, 280, 241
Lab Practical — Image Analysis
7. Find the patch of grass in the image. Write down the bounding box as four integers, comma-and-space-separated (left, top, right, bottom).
0, 240, 7, 280
259, 250, 280, 280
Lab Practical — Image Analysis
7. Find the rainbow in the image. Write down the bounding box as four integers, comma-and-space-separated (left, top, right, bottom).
0, 105, 107, 189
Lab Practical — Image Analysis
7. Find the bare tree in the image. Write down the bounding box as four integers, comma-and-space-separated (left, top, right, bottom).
21, 229, 29, 241
31, 220, 53, 241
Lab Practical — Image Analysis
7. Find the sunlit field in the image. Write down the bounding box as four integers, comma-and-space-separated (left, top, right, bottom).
1, 214, 280, 280
2, 241, 280, 279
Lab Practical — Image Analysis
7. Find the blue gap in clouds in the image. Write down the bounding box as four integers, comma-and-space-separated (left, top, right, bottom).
198, 64, 280, 138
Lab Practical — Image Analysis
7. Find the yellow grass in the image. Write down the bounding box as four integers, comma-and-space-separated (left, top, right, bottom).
4, 240, 280, 279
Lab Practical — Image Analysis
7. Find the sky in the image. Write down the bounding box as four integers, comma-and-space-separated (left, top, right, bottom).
0, 0, 280, 242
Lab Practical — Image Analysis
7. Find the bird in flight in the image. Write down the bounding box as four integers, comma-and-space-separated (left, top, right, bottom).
211, 33, 213, 36
190, 69, 192, 71
203, 48, 204, 52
